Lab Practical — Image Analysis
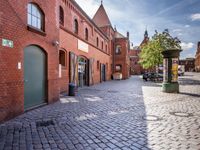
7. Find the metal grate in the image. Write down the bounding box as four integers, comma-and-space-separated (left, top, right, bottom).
170, 112, 193, 117
36, 120, 55, 127
143, 115, 161, 121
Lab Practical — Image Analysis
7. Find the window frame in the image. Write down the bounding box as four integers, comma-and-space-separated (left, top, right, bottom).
115, 45, 122, 55
59, 50, 67, 67
27, 3, 45, 31
115, 64, 122, 72
85, 28, 88, 41
74, 19, 79, 34
97, 60, 100, 70
96, 37, 99, 47
59, 6, 64, 26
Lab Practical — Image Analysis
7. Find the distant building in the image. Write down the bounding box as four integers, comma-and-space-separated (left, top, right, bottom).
179, 58, 195, 72
93, 4, 130, 79
129, 30, 149, 75
195, 42, 200, 72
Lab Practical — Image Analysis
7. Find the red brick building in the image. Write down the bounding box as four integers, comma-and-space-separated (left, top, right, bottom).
92, 4, 130, 80
0, 0, 60, 122
129, 46, 143, 75
179, 58, 195, 72
129, 30, 149, 75
195, 42, 200, 72
0, 0, 130, 122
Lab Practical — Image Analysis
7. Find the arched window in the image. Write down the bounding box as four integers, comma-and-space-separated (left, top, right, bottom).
115, 45, 121, 54
85, 28, 88, 41
74, 19, 78, 34
27, 3, 44, 30
59, 50, 66, 67
59, 6, 64, 25
105, 44, 108, 52
101, 41, 104, 50
96, 37, 99, 47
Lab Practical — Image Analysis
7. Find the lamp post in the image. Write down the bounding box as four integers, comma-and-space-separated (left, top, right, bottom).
162, 49, 182, 93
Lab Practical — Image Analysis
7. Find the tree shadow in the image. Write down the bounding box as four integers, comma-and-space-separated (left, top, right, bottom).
179, 78, 200, 85
179, 92, 200, 98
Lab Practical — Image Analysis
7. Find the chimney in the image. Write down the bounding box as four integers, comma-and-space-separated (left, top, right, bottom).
127, 31, 129, 39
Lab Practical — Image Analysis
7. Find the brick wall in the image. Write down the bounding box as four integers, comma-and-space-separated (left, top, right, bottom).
129, 49, 143, 75
114, 38, 130, 79
0, 0, 59, 122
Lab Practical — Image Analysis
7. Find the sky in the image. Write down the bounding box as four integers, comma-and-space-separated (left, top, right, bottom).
75, 0, 200, 59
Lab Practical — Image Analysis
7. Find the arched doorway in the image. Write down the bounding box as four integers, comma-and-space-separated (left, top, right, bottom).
78, 56, 89, 87
24, 45, 47, 110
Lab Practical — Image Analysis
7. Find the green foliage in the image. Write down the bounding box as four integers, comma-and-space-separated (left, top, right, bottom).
139, 29, 181, 69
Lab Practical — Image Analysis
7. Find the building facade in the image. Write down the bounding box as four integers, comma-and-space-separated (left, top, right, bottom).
179, 58, 195, 72
195, 42, 200, 72
129, 47, 143, 75
129, 30, 149, 75
0, 0, 60, 122
0, 0, 130, 122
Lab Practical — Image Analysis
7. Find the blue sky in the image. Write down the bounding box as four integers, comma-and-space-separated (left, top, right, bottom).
75, 0, 200, 59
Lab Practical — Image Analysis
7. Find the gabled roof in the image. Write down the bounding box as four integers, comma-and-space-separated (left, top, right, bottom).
69, 0, 108, 40
92, 4, 112, 27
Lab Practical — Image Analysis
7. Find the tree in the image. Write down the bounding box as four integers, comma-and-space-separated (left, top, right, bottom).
139, 29, 181, 69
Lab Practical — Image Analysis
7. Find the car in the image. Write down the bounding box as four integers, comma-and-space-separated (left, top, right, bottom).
143, 72, 163, 82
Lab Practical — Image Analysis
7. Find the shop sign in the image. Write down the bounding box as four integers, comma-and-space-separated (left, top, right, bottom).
2, 39, 13, 48
78, 39, 88, 53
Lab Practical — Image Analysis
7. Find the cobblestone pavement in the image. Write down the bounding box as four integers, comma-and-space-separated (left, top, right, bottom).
0, 72, 200, 150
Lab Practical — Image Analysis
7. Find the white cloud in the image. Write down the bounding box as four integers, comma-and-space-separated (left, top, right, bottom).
75, 0, 99, 18
178, 33, 183, 36
180, 42, 194, 50
184, 24, 190, 28
172, 29, 182, 32
190, 13, 200, 21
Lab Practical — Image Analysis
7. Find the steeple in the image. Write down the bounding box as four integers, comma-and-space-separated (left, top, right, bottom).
92, 2, 112, 27
144, 29, 148, 38
140, 29, 149, 46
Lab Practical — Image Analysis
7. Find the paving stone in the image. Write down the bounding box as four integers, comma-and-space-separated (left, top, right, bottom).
0, 73, 200, 150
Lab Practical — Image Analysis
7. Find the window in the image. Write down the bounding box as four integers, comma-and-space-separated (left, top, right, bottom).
105, 44, 108, 52
59, 50, 66, 67
59, 6, 64, 25
96, 37, 99, 47
101, 41, 104, 50
85, 28, 88, 41
97, 60, 100, 70
28, 3, 44, 30
115, 45, 121, 54
115, 65, 122, 72
74, 19, 78, 34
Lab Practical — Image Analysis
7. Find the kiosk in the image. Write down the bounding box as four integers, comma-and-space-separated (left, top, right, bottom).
162, 49, 182, 93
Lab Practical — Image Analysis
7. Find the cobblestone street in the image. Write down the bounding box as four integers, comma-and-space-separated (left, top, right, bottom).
0, 72, 200, 150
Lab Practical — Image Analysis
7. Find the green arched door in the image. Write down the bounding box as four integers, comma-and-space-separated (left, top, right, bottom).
24, 45, 47, 110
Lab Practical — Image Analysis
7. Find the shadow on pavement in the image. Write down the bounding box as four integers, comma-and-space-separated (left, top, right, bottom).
179, 92, 200, 98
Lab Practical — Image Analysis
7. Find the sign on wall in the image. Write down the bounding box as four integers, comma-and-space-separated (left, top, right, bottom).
2, 39, 13, 48
78, 39, 89, 53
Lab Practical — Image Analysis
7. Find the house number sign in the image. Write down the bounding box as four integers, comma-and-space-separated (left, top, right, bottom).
2, 39, 14, 48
